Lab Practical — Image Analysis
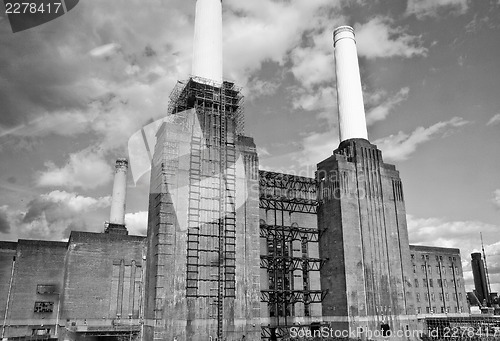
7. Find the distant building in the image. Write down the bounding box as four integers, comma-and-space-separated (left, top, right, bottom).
409, 245, 468, 316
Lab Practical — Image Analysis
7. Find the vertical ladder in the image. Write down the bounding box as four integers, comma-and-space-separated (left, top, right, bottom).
186, 134, 202, 296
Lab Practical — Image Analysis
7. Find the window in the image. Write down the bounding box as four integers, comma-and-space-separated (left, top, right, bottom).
436, 265, 440, 273
416, 293, 421, 302
413, 265, 416, 273
439, 293, 443, 301
429, 279, 433, 287
425, 293, 429, 301
421, 265, 426, 272
32, 329, 50, 336
444, 279, 448, 288
417, 307, 422, 314
441, 307, 445, 313
446, 307, 450, 313
428, 265, 432, 274
438, 279, 442, 287
426, 307, 430, 313
414, 279, 419, 288
423, 279, 428, 287
446, 293, 449, 301
37, 284, 57, 295
431, 293, 435, 301
411, 254, 415, 260
34, 302, 54, 313
459, 293, 462, 300
432, 306, 436, 313
442, 267, 446, 275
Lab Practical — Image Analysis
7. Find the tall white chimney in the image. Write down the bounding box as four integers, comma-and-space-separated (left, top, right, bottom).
109, 158, 128, 226
333, 26, 369, 142
192, 0, 223, 84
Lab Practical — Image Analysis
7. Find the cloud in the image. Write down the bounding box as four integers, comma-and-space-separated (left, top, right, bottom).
256, 146, 271, 157
36, 148, 113, 190
407, 214, 500, 292
354, 18, 427, 59
373, 117, 469, 161
487, 113, 500, 126
366, 87, 410, 125
223, 0, 341, 83
0, 206, 11, 233
493, 189, 500, 209
125, 211, 148, 236
293, 86, 336, 113
290, 130, 339, 168
406, 0, 469, 18
247, 79, 281, 99
289, 29, 336, 88
1, 191, 110, 240
89, 43, 122, 58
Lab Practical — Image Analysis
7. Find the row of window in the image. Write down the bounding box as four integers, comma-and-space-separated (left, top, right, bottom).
414, 278, 461, 288
34, 301, 54, 313
413, 264, 460, 275
411, 254, 457, 263
416, 306, 463, 314
416, 292, 463, 302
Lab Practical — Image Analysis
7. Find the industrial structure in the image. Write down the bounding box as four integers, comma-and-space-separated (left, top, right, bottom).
1, 0, 498, 341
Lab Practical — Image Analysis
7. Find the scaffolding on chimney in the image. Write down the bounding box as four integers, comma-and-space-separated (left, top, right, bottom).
167, 76, 244, 136
166, 76, 241, 340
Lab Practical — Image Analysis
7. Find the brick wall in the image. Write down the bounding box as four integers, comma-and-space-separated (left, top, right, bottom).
2, 240, 67, 338
62, 231, 145, 323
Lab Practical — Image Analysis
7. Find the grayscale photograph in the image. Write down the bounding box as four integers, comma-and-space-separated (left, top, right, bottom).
0, 0, 499, 340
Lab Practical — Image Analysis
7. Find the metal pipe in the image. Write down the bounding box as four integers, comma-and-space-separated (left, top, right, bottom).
1, 255, 16, 339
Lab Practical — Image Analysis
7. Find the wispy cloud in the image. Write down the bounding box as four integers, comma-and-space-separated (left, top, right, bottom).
355, 17, 428, 59
487, 113, 500, 126
366, 87, 410, 125
373, 117, 469, 161
493, 189, 500, 209
406, 0, 469, 18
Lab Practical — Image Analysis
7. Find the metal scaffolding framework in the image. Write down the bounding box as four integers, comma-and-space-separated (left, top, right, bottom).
259, 171, 318, 214
161, 76, 244, 340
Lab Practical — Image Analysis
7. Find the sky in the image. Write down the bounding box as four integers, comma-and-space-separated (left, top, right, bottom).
0, 0, 500, 294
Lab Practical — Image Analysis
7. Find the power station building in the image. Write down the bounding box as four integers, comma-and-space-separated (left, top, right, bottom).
0, 1, 477, 340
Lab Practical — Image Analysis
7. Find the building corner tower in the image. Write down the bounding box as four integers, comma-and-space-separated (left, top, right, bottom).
317, 26, 417, 339
143, 1, 261, 340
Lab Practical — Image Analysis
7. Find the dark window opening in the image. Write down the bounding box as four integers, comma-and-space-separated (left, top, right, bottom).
37, 284, 57, 295
381, 323, 391, 337
34, 301, 54, 313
